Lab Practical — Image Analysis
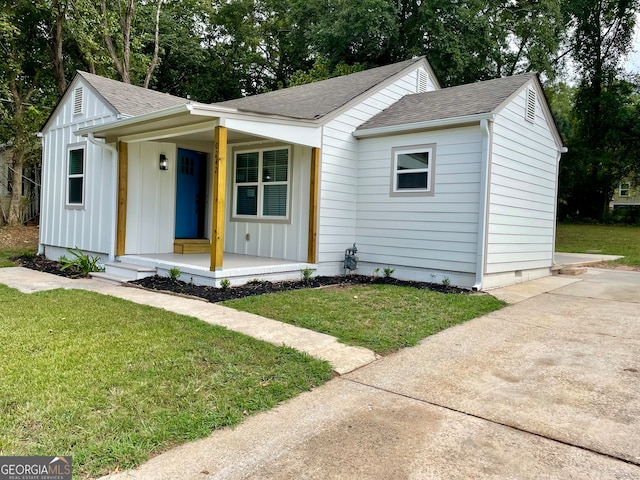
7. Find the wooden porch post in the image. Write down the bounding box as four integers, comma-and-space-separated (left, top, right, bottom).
210, 126, 227, 271
116, 141, 128, 256
307, 147, 320, 263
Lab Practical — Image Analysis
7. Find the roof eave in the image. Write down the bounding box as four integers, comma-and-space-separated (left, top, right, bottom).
353, 112, 496, 138
76, 103, 194, 137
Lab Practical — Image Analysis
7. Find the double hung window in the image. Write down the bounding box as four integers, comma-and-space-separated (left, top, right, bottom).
234, 147, 290, 219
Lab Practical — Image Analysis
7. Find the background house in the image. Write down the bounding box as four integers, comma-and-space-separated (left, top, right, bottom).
39, 57, 564, 289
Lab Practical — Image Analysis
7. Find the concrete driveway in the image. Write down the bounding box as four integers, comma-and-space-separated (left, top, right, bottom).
102, 268, 640, 480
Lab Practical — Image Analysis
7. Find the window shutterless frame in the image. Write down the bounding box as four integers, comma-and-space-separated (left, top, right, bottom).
232, 146, 291, 221
390, 144, 436, 197
66, 142, 86, 208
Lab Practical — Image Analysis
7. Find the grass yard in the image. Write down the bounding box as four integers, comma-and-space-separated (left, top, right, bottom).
0, 286, 331, 478
223, 284, 506, 355
556, 223, 640, 265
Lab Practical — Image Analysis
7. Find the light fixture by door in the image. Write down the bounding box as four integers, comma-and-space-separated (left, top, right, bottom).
159, 154, 168, 170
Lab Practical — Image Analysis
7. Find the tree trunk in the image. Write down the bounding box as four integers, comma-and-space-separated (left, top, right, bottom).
52, 0, 67, 95
143, 0, 163, 88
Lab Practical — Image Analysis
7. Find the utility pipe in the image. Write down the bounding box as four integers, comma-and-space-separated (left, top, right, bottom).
473, 119, 492, 291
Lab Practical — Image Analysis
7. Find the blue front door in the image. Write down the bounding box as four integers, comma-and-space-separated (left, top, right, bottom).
175, 148, 207, 238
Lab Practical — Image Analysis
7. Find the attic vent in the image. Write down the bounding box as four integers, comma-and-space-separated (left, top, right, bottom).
73, 87, 84, 116
417, 69, 428, 93
525, 88, 536, 123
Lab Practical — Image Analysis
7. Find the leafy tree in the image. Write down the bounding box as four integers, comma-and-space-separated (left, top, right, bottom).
558, 0, 639, 220
0, 0, 56, 225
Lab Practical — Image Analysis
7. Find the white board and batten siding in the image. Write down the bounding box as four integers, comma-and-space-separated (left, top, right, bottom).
40, 78, 119, 260
125, 142, 178, 254
485, 83, 559, 285
224, 144, 312, 262
318, 67, 434, 267
356, 127, 483, 287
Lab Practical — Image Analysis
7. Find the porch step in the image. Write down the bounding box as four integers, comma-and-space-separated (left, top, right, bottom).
174, 239, 211, 254
103, 261, 157, 281
89, 271, 131, 285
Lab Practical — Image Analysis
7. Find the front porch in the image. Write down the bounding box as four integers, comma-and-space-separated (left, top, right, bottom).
106, 253, 313, 287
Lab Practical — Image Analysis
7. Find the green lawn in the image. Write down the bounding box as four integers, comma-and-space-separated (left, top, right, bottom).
0, 246, 36, 267
556, 223, 640, 265
223, 284, 505, 355
0, 286, 331, 479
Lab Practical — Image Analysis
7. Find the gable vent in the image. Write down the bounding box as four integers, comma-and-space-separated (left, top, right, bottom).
417, 69, 428, 93
73, 87, 84, 116
525, 88, 536, 123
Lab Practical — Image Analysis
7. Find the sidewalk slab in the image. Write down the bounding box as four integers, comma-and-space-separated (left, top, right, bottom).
0, 267, 377, 375
487, 274, 582, 304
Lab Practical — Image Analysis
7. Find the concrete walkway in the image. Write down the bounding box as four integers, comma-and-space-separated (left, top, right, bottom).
0, 267, 377, 375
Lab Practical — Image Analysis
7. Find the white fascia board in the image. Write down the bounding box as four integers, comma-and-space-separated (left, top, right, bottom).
353, 113, 495, 138
224, 116, 322, 148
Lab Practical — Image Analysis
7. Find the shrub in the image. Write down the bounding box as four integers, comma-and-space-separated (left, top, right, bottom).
59, 247, 104, 276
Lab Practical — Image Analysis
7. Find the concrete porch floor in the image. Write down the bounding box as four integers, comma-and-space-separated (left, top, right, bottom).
128, 252, 300, 270
116, 252, 313, 287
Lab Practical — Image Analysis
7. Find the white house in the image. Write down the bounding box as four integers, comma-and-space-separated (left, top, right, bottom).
39, 57, 564, 289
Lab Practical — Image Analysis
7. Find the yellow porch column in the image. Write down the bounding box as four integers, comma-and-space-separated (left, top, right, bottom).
307, 147, 320, 264
210, 126, 227, 270
116, 141, 128, 256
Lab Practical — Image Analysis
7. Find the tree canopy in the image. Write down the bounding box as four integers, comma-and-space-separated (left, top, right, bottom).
1, 0, 639, 223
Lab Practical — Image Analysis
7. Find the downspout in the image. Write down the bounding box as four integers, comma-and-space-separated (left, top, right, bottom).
87, 133, 118, 262
473, 119, 492, 291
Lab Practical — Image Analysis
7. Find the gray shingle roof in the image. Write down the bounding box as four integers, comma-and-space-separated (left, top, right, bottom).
77, 71, 189, 117
356, 73, 537, 131
215, 57, 425, 120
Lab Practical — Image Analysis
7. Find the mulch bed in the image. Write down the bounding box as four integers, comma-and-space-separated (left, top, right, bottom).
16, 254, 468, 302
15, 254, 86, 278
130, 274, 467, 303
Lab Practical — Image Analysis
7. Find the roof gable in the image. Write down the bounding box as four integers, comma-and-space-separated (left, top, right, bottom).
356, 73, 537, 131
76, 71, 189, 117
215, 57, 430, 121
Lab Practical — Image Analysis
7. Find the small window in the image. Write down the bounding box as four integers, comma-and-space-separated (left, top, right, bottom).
233, 147, 290, 219
67, 145, 85, 206
525, 88, 536, 123
620, 182, 631, 197
391, 144, 435, 196
73, 87, 84, 116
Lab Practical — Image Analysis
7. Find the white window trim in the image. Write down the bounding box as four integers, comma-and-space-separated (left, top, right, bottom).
619, 182, 631, 197
232, 146, 292, 222
390, 144, 436, 197
66, 142, 86, 209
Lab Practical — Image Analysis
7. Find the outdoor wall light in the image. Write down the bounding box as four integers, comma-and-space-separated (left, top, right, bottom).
159, 154, 168, 170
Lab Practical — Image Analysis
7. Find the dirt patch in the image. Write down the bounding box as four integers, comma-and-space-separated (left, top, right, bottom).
0, 225, 39, 250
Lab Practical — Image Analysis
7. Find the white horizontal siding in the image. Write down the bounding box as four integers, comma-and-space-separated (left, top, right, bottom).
355, 127, 482, 274
486, 84, 559, 274
224, 144, 311, 261
318, 67, 429, 264
40, 77, 118, 258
